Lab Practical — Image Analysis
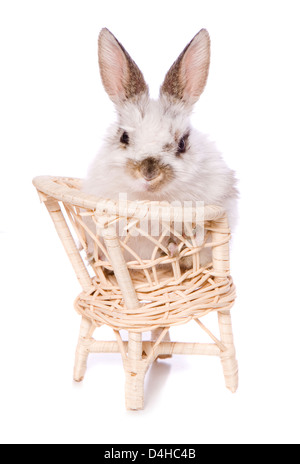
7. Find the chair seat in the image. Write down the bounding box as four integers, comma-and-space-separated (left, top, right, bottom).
75, 267, 236, 332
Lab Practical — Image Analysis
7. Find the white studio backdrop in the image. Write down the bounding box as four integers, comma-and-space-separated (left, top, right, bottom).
1, 0, 300, 444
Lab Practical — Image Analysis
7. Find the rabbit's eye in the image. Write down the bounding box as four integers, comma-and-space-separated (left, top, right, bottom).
120, 131, 130, 145
178, 138, 186, 152
177, 133, 189, 155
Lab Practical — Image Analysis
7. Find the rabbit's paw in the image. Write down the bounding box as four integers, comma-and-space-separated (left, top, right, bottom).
167, 238, 180, 257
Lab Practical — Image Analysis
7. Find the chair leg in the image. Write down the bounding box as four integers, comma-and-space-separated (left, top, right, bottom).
151, 328, 172, 359
73, 317, 95, 382
124, 332, 146, 410
218, 310, 239, 393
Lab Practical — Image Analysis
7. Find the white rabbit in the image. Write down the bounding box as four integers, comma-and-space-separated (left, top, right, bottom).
83, 28, 238, 264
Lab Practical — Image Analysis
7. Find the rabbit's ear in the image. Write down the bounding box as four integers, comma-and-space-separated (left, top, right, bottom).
160, 29, 210, 105
98, 28, 149, 105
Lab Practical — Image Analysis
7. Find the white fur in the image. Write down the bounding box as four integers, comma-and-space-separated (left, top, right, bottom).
84, 96, 238, 219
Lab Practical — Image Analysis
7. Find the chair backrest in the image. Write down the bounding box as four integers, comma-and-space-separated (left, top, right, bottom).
33, 175, 230, 282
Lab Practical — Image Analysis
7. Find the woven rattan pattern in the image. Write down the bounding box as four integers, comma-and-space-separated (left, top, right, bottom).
75, 272, 235, 332
33, 176, 236, 331
32, 177, 236, 332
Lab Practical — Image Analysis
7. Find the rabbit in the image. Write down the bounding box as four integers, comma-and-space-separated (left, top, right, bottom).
82, 28, 238, 267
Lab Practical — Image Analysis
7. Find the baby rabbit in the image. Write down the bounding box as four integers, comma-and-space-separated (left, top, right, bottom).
83, 28, 238, 264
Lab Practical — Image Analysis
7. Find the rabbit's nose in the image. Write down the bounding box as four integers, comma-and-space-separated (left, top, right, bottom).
140, 157, 160, 181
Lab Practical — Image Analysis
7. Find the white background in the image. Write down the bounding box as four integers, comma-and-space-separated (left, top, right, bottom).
1, 0, 300, 445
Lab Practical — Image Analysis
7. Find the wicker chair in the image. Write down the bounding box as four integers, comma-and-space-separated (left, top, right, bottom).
33, 175, 238, 410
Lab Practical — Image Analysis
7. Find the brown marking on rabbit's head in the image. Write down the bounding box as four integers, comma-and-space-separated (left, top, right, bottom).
160, 48, 187, 101
160, 29, 210, 105
98, 28, 149, 104
125, 157, 174, 192
116, 38, 149, 100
